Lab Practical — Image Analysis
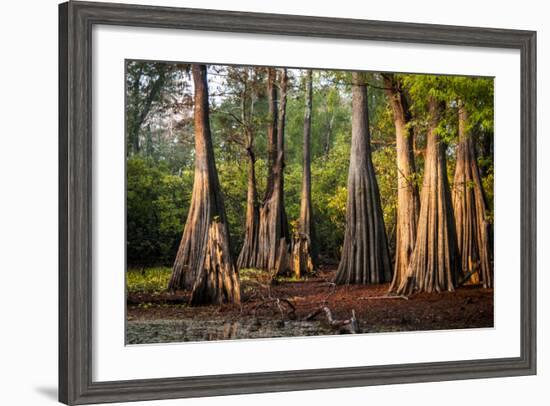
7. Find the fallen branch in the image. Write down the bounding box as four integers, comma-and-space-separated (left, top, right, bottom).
304, 307, 323, 321
358, 295, 409, 300
251, 297, 296, 320
305, 306, 360, 334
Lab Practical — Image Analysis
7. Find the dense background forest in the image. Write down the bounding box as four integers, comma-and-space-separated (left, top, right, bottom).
126, 62, 494, 270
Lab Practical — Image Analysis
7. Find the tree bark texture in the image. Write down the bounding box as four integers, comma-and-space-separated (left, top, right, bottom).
236, 142, 261, 269
396, 97, 460, 295
257, 68, 291, 274
383, 75, 420, 293
236, 73, 261, 270
168, 64, 240, 305
452, 102, 493, 288
334, 72, 392, 285
292, 70, 316, 278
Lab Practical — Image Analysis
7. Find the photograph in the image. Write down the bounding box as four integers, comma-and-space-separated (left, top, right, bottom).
125, 61, 494, 344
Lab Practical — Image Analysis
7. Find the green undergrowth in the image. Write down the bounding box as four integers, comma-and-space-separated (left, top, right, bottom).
127, 266, 306, 296
126, 267, 172, 294
240, 268, 305, 284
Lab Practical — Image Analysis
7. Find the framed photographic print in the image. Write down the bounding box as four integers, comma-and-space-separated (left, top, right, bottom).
59, 1, 536, 404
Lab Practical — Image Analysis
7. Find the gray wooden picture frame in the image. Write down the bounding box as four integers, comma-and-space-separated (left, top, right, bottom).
59, 1, 537, 404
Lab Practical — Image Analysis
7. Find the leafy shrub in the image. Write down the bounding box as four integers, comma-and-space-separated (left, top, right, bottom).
127, 157, 192, 266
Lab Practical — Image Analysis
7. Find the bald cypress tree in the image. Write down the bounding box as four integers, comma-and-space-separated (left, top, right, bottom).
383, 74, 420, 294
168, 64, 240, 305
397, 96, 460, 295
292, 70, 317, 278
257, 68, 291, 275
452, 100, 492, 288
334, 72, 392, 285
234, 68, 262, 270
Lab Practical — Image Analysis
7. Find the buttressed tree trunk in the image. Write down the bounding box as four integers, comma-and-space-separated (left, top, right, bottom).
334, 72, 392, 285
168, 64, 240, 305
452, 101, 492, 288
383, 74, 420, 293
292, 70, 316, 278
397, 97, 460, 295
257, 68, 291, 275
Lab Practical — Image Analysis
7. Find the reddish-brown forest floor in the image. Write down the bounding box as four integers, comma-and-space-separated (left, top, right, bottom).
126, 267, 493, 344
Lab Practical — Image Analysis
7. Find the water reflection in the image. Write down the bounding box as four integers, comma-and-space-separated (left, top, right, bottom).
126, 318, 332, 344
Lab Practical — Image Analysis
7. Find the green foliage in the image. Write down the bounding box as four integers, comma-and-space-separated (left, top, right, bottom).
285, 70, 352, 163
372, 146, 398, 248
238, 268, 266, 282
311, 131, 351, 258
238, 268, 273, 296
283, 161, 302, 232
127, 156, 192, 265
216, 158, 250, 254
126, 267, 172, 294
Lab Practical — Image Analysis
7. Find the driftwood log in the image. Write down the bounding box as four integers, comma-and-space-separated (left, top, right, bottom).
305, 306, 360, 334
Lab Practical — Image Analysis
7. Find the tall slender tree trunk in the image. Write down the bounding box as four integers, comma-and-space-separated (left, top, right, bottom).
257, 68, 291, 275
168, 64, 240, 305
292, 70, 316, 278
452, 101, 492, 288
334, 72, 392, 285
236, 72, 261, 270
383, 74, 420, 293
265, 68, 278, 198
397, 97, 460, 295
237, 145, 260, 269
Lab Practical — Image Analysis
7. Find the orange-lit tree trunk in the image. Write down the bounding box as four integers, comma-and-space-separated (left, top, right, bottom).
292, 70, 316, 278
168, 64, 240, 305
334, 72, 392, 285
383, 74, 420, 293
257, 68, 291, 275
397, 97, 460, 295
452, 101, 492, 288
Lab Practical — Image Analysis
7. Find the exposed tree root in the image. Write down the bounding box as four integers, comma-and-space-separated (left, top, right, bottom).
190, 221, 241, 305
